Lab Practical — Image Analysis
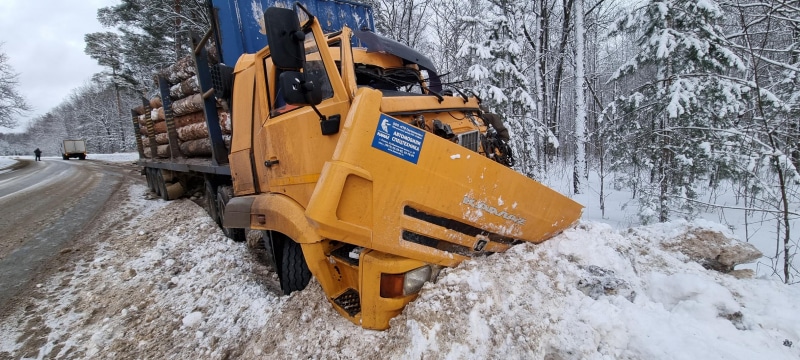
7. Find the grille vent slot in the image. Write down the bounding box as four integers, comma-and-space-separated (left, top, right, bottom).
457, 130, 479, 152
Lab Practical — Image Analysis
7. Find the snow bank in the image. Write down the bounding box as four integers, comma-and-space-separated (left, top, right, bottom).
0, 157, 16, 169
379, 221, 798, 359
88, 152, 139, 163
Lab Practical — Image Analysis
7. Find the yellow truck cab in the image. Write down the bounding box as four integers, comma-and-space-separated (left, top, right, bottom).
222, 5, 582, 329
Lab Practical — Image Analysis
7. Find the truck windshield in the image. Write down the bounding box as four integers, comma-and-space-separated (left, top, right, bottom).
303, 31, 334, 101
268, 30, 334, 116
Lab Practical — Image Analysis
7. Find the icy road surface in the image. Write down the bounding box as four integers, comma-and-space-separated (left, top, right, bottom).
0, 157, 139, 309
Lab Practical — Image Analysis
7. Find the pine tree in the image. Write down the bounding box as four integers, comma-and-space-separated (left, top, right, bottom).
458, 0, 542, 178
86, 0, 209, 91
608, 0, 748, 223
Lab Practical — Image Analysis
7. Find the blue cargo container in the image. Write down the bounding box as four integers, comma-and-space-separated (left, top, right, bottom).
210, 0, 375, 66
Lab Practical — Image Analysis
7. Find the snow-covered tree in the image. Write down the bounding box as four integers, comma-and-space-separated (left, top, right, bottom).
0, 44, 30, 129
368, 0, 431, 50
87, 0, 210, 92
458, 0, 543, 178
720, 0, 800, 283
608, 0, 749, 223
574, 0, 587, 194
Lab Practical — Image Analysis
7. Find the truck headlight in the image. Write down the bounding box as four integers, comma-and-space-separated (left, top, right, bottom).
380, 265, 432, 298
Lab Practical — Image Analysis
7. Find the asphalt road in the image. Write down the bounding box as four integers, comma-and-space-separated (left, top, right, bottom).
0, 158, 136, 310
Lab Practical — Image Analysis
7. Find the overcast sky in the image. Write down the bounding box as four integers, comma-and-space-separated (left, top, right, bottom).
0, 0, 118, 133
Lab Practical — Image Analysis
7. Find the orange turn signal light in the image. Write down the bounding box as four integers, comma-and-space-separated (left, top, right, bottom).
380, 273, 405, 298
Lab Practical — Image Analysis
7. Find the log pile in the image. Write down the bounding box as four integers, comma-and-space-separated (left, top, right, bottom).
137, 50, 231, 159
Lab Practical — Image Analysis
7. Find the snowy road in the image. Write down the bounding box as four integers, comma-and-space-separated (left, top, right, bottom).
0, 159, 137, 310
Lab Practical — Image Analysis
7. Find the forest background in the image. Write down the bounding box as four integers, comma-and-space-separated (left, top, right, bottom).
0, 0, 797, 283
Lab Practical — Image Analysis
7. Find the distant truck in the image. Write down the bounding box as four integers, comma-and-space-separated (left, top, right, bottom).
61, 140, 87, 160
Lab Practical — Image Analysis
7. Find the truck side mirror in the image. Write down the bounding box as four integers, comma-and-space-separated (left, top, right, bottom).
279, 71, 322, 106
265, 7, 305, 70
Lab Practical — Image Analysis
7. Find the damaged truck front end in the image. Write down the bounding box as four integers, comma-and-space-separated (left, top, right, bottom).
224, 4, 582, 330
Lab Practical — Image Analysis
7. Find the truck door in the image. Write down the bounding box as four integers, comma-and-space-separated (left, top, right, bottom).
255, 20, 351, 208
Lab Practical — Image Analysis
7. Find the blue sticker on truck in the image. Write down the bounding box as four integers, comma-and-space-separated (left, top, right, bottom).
371, 114, 425, 164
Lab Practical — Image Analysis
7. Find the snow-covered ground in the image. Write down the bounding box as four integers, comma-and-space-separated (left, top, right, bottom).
0, 158, 15, 169
0, 153, 797, 359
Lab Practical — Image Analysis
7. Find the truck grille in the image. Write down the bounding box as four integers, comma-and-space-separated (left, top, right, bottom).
457, 130, 479, 152
401, 206, 518, 257
404, 206, 515, 245
402, 230, 474, 257
333, 288, 361, 317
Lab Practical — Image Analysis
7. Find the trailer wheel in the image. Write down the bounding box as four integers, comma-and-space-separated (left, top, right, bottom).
204, 179, 220, 225
145, 168, 155, 192
146, 168, 158, 195
266, 232, 311, 295
79, 154, 85, 160
158, 170, 174, 201
62, 155, 68, 160
149, 168, 160, 195
153, 169, 169, 200
216, 186, 245, 242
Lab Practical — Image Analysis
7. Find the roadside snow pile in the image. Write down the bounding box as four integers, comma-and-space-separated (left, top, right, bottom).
88, 152, 139, 163
0, 157, 16, 169
380, 221, 799, 359
1, 185, 798, 359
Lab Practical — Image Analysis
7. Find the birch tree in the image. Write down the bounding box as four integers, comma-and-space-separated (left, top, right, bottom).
573, 0, 587, 194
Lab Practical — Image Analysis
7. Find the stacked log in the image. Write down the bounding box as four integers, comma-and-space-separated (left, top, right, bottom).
150, 96, 163, 109
179, 135, 232, 157
170, 76, 201, 100
138, 46, 231, 159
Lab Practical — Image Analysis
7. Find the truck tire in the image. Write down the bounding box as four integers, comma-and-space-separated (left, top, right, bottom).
145, 168, 155, 192
281, 239, 312, 295
204, 179, 220, 225
267, 232, 311, 295
156, 170, 169, 200
216, 186, 245, 242
261, 231, 278, 272
147, 168, 160, 196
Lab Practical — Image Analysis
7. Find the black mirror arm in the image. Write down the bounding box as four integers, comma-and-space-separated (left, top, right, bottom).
298, 81, 325, 122
453, 87, 470, 103
429, 90, 444, 103
308, 101, 326, 122
472, 90, 483, 105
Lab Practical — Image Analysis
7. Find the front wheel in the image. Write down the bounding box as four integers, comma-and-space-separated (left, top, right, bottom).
280, 238, 312, 295
264, 231, 311, 295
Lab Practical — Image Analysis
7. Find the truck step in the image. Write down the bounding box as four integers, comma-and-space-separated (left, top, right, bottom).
333, 288, 361, 317
330, 244, 361, 266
